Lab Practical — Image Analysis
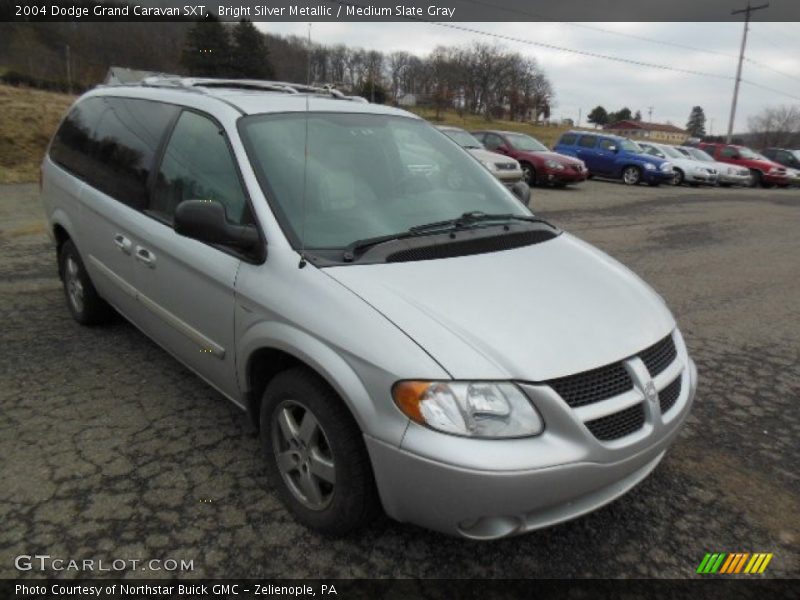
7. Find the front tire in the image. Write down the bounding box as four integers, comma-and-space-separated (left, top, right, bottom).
672, 169, 685, 186
59, 240, 114, 325
749, 169, 762, 188
520, 162, 536, 187
260, 368, 380, 536
622, 166, 641, 185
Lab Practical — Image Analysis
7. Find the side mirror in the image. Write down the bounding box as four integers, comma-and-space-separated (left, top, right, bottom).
496, 144, 510, 154
174, 200, 260, 251
511, 180, 531, 207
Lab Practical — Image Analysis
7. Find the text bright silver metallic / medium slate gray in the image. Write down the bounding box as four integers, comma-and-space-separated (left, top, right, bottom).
41, 78, 697, 539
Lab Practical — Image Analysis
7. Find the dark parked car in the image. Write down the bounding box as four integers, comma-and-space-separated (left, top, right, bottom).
760, 147, 800, 171
471, 130, 587, 187
554, 131, 674, 186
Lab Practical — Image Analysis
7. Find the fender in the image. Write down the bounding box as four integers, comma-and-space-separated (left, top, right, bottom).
237, 320, 416, 446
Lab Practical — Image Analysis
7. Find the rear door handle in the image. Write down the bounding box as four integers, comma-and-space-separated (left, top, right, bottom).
113, 234, 132, 254
134, 245, 156, 268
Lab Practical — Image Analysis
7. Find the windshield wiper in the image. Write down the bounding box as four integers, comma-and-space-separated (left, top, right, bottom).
342, 212, 552, 262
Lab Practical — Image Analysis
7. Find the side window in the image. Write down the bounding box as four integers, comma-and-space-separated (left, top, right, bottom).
49, 97, 105, 180
472, 132, 485, 144
721, 146, 738, 158
151, 111, 250, 225
578, 135, 597, 148
89, 97, 178, 209
559, 133, 577, 146
599, 139, 617, 151
484, 134, 503, 150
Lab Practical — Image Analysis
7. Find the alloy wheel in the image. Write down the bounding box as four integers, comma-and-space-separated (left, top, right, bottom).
65, 256, 84, 314
271, 399, 336, 511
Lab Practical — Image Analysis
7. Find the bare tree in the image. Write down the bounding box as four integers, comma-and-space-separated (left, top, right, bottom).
748, 105, 800, 148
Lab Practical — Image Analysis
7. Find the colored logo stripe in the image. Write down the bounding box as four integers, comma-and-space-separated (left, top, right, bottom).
697, 552, 773, 574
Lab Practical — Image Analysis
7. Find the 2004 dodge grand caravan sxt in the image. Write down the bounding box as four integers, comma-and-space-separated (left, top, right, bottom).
42, 78, 697, 540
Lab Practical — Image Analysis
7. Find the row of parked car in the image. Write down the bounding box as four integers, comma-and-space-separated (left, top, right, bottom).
438, 125, 800, 190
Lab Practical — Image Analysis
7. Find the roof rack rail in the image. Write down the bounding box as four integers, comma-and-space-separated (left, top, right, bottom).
138, 76, 368, 103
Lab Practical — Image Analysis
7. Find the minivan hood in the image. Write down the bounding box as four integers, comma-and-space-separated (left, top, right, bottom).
325, 234, 675, 381
468, 147, 518, 166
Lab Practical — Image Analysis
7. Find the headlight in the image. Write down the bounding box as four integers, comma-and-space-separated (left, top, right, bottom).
644, 162, 656, 170
544, 159, 565, 170
480, 160, 498, 172
393, 381, 544, 438
660, 162, 672, 172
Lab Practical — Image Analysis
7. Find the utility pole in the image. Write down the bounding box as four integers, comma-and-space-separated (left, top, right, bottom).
726, 2, 769, 142
65, 44, 72, 94
647, 106, 654, 121
306, 23, 312, 85
577, 107, 581, 127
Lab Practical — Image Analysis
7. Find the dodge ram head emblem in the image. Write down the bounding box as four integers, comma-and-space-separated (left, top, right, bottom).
644, 381, 658, 403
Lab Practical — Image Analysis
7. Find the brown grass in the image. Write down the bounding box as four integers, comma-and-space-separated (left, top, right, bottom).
0, 84, 75, 184
407, 107, 595, 148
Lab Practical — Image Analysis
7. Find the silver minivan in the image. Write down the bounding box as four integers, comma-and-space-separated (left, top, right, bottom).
42, 78, 697, 540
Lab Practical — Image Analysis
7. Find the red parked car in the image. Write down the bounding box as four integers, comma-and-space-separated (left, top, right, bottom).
471, 130, 588, 187
696, 142, 789, 188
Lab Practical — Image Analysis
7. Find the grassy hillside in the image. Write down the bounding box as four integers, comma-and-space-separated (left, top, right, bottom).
0, 85, 75, 184
0, 84, 590, 184
407, 107, 589, 148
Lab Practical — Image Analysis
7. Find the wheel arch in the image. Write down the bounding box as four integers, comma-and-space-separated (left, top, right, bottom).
239, 323, 384, 438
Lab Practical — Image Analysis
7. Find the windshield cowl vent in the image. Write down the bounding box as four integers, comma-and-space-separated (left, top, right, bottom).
385, 229, 557, 263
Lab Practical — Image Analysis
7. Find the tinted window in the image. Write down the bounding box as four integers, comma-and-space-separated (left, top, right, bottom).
49, 97, 105, 180
559, 133, 577, 146
721, 146, 738, 158
88, 98, 178, 209
578, 135, 597, 148
151, 111, 250, 225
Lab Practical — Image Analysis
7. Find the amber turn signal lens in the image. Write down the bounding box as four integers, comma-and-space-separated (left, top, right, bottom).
392, 381, 432, 423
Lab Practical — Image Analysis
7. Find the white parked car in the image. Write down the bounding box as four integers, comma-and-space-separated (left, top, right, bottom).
437, 126, 523, 187
675, 146, 751, 187
638, 141, 716, 186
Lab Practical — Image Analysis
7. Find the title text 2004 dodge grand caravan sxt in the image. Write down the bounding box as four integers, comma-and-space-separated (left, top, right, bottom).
42, 78, 697, 540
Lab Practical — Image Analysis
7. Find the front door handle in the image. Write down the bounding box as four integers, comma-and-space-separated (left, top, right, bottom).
113, 234, 132, 254
134, 246, 156, 268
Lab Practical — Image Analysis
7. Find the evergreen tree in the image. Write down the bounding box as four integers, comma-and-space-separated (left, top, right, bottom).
686, 106, 707, 137
231, 19, 275, 79
587, 105, 608, 128
181, 15, 232, 77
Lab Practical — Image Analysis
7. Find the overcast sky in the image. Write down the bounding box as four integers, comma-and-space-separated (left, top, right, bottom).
256, 21, 800, 133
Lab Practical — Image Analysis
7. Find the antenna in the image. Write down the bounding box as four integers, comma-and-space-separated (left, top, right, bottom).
299, 23, 312, 269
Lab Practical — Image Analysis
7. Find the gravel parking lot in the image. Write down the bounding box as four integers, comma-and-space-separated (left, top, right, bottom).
1, 181, 798, 579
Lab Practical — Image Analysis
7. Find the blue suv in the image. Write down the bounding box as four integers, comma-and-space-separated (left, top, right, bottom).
554, 131, 674, 186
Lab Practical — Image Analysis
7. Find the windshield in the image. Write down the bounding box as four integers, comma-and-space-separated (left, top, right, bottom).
687, 148, 714, 162
658, 145, 684, 159
441, 128, 483, 149
239, 113, 527, 249
792, 150, 800, 161
506, 133, 549, 152
737, 147, 760, 159
620, 139, 643, 153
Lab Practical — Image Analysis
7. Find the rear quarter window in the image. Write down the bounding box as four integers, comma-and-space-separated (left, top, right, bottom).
49, 97, 105, 180
88, 97, 179, 209
558, 133, 577, 146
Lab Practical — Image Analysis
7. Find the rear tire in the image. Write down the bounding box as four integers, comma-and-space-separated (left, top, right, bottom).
59, 240, 114, 325
260, 368, 381, 536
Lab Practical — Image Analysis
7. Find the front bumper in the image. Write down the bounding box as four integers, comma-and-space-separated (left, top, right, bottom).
685, 170, 717, 184
494, 170, 524, 187
368, 342, 697, 539
542, 167, 587, 184
718, 172, 751, 186
763, 172, 789, 186
644, 169, 675, 184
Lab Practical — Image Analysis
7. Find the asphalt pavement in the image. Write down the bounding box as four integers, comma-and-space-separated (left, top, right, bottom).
1, 181, 798, 579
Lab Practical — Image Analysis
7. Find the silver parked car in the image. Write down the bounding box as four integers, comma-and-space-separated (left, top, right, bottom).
437, 125, 523, 187
675, 146, 751, 187
638, 141, 717, 186
42, 78, 697, 540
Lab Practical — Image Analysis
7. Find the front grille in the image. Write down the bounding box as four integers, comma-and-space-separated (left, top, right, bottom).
495, 162, 517, 170
585, 403, 645, 441
548, 362, 633, 408
659, 377, 682, 414
570, 164, 584, 172
385, 229, 557, 263
638, 334, 677, 377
